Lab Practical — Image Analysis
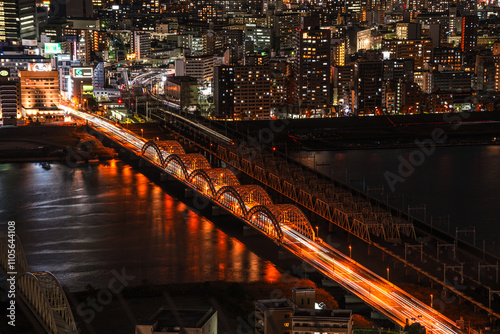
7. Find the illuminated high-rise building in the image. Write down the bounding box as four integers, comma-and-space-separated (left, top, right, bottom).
382, 39, 433, 71
142, 0, 159, 13
271, 13, 301, 53
0, 0, 36, 42
214, 65, 234, 119
0, 71, 21, 126
461, 15, 478, 53
233, 65, 271, 119
214, 64, 272, 120
354, 61, 383, 115
131, 31, 151, 60
294, 17, 331, 115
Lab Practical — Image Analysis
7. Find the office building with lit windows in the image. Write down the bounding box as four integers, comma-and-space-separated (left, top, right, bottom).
214, 64, 273, 120
461, 15, 478, 53
131, 31, 151, 60
0, 0, 36, 42
271, 13, 301, 53
233, 65, 271, 120
185, 55, 214, 87
432, 47, 463, 71
19, 69, 61, 118
214, 65, 234, 119
0, 70, 21, 125
382, 39, 433, 71
245, 24, 272, 53
294, 17, 331, 116
354, 60, 384, 115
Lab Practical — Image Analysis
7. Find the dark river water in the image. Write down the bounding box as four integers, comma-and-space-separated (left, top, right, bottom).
294, 145, 500, 248
0, 161, 281, 291
1, 145, 499, 290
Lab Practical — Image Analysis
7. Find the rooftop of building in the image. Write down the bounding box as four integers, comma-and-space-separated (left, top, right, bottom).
149, 307, 216, 331
255, 299, 294, 310
293, 308, 352, 319
292, 287, 315, 293
0, 53, 47, 61
167, 75, 198, 83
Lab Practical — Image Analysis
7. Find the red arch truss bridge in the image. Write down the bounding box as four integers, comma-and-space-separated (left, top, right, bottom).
140, 141, 316, 244
164, 153, 211, 180
141, 140, 185, 167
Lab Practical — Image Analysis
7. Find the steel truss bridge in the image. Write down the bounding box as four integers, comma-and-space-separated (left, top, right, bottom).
150, 103, 415, 244
60, 107, 471, 334
0, 233, 78, 334
214, 144, 417, 244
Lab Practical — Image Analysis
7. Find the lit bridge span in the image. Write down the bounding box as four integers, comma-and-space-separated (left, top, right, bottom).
141, 140, 316, 242
0, 233, 78, 334
63, 107, 466, 334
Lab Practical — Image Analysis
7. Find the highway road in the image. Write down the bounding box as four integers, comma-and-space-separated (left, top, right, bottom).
64, 106, 466, 334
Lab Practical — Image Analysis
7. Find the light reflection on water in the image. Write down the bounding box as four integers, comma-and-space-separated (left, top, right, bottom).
0, 161, 280, 291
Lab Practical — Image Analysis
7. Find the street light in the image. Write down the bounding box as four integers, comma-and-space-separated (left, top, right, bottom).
315, 226, 319, 240
387, 267, 390, 281
349, 245, 352, 258
141, 128, 144, 138
430, 294, 433, 308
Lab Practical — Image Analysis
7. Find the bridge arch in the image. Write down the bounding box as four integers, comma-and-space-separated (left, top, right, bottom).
141, 140, 185, 166
17, 272, 77, 334
164, 153, 211, 179
215, 185, 273, 217
246, 205, 283, 241
271, 204, 316, 240
188, 169, 217, 197
251, 204, 316, 241
188, 168, 240, 197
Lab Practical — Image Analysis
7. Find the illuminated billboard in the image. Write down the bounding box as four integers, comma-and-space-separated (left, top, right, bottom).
22, 39, 38, 46
45, 43, 62, 55
82, 85, 94, 93
0, 68, 10, 77
72, 67, 93, 78
29, 63, 52, 71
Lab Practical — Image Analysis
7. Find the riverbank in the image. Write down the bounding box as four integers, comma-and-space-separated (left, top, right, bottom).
0, 125, 116, 162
